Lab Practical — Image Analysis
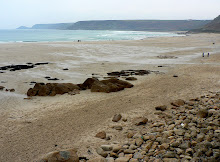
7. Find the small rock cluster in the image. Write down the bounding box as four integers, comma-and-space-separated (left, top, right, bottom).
157, 56, 177, 59
27, 78, 133, 96
88, 92, 220, 162
0, 86, 15, 92
0, 62, 49, 72
107, 70, 150, 77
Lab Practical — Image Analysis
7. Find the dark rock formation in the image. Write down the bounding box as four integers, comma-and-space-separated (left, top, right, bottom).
155, 105, 167, 111
27, 78, 133, 96
126, 77, 137, 81
96, 78, 133, 93
0, 86, 5, 90
82, 78, 99, 89
107, 70, 150, 77
0, 62, 50, 72
0, 64, 35, 71
34, 62, 49, 66
27, 83, 80, 96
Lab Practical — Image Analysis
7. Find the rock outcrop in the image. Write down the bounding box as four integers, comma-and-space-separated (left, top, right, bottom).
27, 78, 133, 96
27, 83, 80, 96
0, 62, 49, 72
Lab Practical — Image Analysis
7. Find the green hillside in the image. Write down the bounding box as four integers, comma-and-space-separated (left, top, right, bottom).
67, 20, 211, 31
191, 15, 220, 33
17, 20, 211, 31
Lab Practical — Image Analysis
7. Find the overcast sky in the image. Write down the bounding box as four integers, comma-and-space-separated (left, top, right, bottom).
0, 0, 219, 29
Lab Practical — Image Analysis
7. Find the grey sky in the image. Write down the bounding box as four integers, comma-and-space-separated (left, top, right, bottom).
0, 0, 219, 29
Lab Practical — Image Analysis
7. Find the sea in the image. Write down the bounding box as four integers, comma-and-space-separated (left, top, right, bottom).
0, 29, 183, 42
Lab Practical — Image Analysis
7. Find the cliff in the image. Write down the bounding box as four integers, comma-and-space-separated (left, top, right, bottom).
17, 20, 211, 31
31, 23, 74, 29
190, 15, 220, 33
67, 20, 211, 31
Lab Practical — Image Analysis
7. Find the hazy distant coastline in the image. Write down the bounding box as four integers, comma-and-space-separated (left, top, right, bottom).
17, 19, 211, 31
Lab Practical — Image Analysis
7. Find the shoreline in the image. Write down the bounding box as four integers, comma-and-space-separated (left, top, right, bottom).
0, 30, 185, 44
0, 33, 220, 161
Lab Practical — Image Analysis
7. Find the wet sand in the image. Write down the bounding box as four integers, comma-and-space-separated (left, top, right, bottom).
0, 33, 220, 161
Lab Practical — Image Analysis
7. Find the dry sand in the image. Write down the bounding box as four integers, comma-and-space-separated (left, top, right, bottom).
0, 33, 220, 161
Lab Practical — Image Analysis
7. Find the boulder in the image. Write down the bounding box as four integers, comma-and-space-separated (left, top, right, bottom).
0, 86, 5, 90
133, 117, 148, 126
102, 78, 133, 89
155, 105, 167, 111
40, 148, 79, 162
82, 78, 99, 89
100, 145, 113, 151
91, 78, 133, 93
197, 109, 208, 118
9, 89, 15, 92
171, 99, 185, 107
125, 77, 137, 81
27, 83, 80, 96
112, 114, 122, 122
95, 131, 106, 139
96, 147, 108, 158
91, 81, 111, 93
27, 88, 38, 96
27, 78, 134, 96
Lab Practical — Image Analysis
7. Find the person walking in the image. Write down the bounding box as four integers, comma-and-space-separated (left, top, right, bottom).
202, 53, 204, 57
207, 53, 210, 57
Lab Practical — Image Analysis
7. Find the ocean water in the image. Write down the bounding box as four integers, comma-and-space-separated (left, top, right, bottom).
0, 29, 183, 42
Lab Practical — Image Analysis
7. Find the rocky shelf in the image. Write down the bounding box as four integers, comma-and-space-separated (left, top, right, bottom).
27, 78, 134, 96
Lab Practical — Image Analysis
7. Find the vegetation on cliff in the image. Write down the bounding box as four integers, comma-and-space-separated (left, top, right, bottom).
17, 20, 211, 31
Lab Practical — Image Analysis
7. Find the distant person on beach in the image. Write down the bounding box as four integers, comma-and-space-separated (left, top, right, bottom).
207, 53, 210, 57
202, 53, 204, 57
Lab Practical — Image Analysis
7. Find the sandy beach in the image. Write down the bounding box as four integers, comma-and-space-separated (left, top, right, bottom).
0, 33, 220, 161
